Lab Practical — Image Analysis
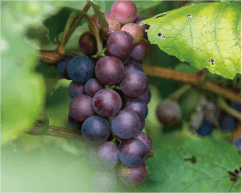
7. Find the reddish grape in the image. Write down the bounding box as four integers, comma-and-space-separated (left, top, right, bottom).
111, 109, 141, 139
130, 38, 150, 62
92, 89, 122, 118
95, 56, 124, 85
121, 23, 143, 45
120, 69, 148, 98
107, 31, 134, 59
69, 94, 95, 121
118, 163, 148, 187
111, 0, 137, 25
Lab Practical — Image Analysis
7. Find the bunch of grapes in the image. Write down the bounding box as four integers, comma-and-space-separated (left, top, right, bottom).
155, 94, 241, 154
57, 0, 152, 189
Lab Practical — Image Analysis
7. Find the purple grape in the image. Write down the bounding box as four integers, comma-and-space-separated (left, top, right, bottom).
84, 78, 104, 97
233, 139, 241, 153
68, 81, 85, 99
57, 53, 75, 80
219, 111, 236, 131
134, 16, 150, 39
67, 56, 95, 83
92, 89, 122, 118
95, 56, 124, 85
68, 113, 83, 132
106, 10, 111, 16
134, 132, 152, 156
107, 31, 134, 59
124, 87, 151, 104
130, 38, 149, 62
124, 100, 148, 121
118, 163, 148, 187
118, 138, 147, 167
79, 31, 97, 56
156, 99, 182, 125
140, 120, 145, 131
190, 111, 205, 132
124, 60, 143, 73
81, 116, 110, 146
120, 69, 148, 98
230, 101, 241, 111
111, 109, 141, 139
69, 94, 95, 121
110, 1, 137, 25
90, 142, 119, 170
203, 99, 220, 128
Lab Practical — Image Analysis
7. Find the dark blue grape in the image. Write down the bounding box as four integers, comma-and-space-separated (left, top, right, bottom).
124, 60, 143, 73
84, 78, 104, 97
95, 56, 124, 85
68, 81, 85, 99
230, 101, 241, 111
111, 109, 141, 139
107, 31, 134, 59
81, 116, 110, 146
233, 139, 241, 153
67, 55, 95, 83
92, 89, 122, 118
124, 87, 151, 104
57, 53, 75, 80
134, 132, 152, 156
68, 113, 83, 133
118, 138, 147, 167
219, 111, 236, 131
120, 69, 148, 98
124, 100, 148, 121
118, 163, 148, 187
197, 118, 214, 136
69, 94, 95, 121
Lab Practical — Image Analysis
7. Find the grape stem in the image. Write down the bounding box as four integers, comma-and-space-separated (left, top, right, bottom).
167, 84, 192, 101
142, 65, 241, 104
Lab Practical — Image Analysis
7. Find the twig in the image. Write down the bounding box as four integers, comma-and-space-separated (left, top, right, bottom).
142, 65, 241, 104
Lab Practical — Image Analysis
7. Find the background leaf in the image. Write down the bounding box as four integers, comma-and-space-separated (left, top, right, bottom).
139, 137, 241, 192
142, 2, 241, 79
1, 4, 46, 146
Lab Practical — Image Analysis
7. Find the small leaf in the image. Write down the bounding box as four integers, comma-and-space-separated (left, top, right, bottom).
43, 6, 86, 45
142, 2, 241, 79
88, 1, 109, 29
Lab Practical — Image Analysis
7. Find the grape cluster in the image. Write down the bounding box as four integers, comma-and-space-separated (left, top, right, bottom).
57, 0, 151, 189
156, 96, 241, 154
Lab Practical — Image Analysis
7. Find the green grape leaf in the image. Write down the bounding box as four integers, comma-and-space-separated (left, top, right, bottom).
88, 0, 109, 28
140, 137, 241, 192
43, 7, 86, 45
1, 27, 45, 146
142, 2, 241, 79
135, 0, 163, 10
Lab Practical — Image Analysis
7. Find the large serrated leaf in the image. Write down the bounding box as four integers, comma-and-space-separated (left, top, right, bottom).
43, 6, 86, 45
139, 137, 241, 192
142, 2, 241, 79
